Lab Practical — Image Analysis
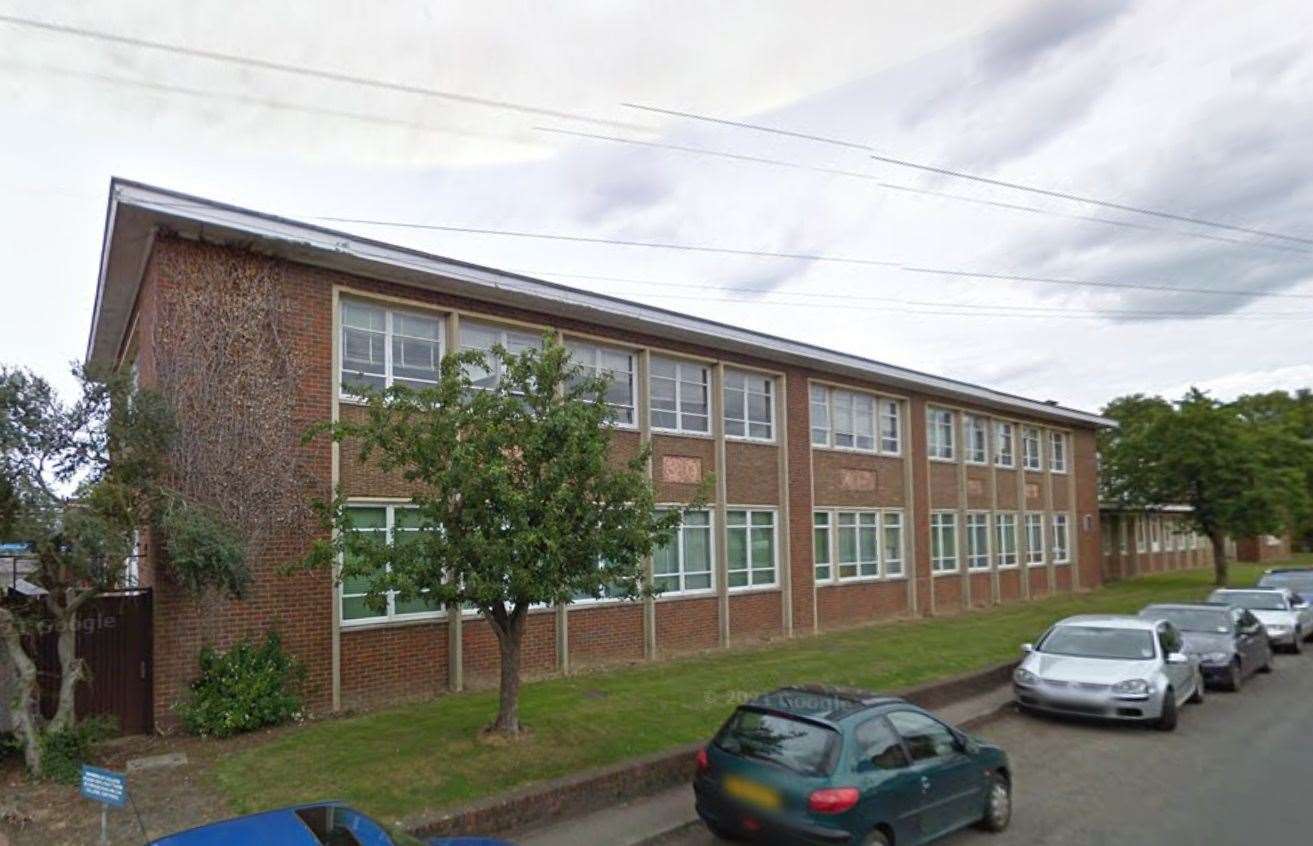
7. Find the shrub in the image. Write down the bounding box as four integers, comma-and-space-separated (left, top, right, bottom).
38, 716, 117, 784
177, 631, 304, 738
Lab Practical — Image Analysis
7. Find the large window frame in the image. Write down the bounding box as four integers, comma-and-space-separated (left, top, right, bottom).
723, 369, 775, 442
650, 356, 711, 435
1022, 426, 1043, 471
1049, 431, 1068, 474
1024, 512, 1046, 566
460, 319, 543, 392
964, 415, 989, 465
339, 299, 444, 399
652, 508, 715, 596
966, 511, 992, 570
995, 512, 1019, 569
930, 511, 959, 573
339, 503, 443, 627
814, 512, 832, 583
1052, 513, 1071, 564
994, 421, 1015, 468
809, 384, 902, 455
812, 508, 905, 583
927, 407, 956, 461
566, 338, 637, 428
726, 508, 778, 590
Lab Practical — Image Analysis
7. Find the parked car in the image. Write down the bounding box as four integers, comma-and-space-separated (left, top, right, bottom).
148, 802, 511, 846
1013, 614, 1203, 731
1257, 567, 1313, 603
1138, 603, 1272, 690
1206, 588, 1312, 652
694, 685, 1011, 845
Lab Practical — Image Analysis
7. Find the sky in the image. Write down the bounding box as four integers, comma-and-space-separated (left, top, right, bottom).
1, 0, 1312, 412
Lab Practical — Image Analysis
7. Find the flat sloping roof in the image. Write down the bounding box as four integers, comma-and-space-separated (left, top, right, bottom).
87, 179, 1115, 429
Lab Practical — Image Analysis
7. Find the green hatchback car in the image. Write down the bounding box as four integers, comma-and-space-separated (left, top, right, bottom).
694, 686, 1011, 845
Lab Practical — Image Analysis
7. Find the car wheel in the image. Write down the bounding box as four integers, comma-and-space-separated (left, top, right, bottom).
1154, 688, 1178, 731
974, 772, 1012, 832
1226, 659, 1243, 692
861, 829, 892, 846
1188, 670, 1205, 704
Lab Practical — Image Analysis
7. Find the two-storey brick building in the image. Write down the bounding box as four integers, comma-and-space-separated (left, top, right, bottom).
87, 180, 1114, 727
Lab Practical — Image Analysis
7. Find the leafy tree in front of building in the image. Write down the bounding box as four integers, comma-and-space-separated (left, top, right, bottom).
305, 336, 703, 737
1231, 389, 1313, 550
1100, 388, 1313, 585
0, 365, 248, 777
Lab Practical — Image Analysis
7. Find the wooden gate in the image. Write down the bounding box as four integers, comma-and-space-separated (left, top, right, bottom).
28, 589, 154, 735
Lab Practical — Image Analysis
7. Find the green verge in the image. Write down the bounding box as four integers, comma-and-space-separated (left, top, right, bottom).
213, 557, 1309, 823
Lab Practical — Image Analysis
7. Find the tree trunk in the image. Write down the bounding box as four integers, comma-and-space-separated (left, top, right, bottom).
1210, 533, 1229, 587
46, 588, 93, 734
487, 603, 526, 736
0, 607, 44, 775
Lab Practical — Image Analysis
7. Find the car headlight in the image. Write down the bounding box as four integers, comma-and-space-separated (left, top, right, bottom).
1013, 668, 1038, 686
1112, 679, 1151, 696
1199, 652, 1230, 664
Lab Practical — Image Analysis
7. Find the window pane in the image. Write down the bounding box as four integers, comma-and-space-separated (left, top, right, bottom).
347, 507, 388, 530
727, 526, 747, 569
751, 527, 773, 566
395, 592, 441, 615
684, 525, 712, 572
684, 572, 712, 591
748, 392, 771, 426
653, 529, 679, 575
341, 595, 382, 620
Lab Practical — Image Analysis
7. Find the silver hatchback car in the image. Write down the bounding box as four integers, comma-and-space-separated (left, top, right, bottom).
1207, 588, 1313, 652
1013, 614, 1204, 731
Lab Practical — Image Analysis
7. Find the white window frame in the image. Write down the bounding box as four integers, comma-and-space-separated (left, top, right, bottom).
650, 357, 711, 435
1024, 512, 1046, 566
1052, 514, 1071, 564
964, 415, 988, 465
1049, 431, 1068, 474
339, 300, 444, 400
835, 511, 881, 581
1136, 517, 1147, 553
460, 319, 543, 392
812, 508, 904, 583
1022, 426, 1043, 471
882, 510, 905, 578
927, 407, 956, 461
339, 503, 443, 627
966, 511, 992, 570
1150, 516, 1162, 552
995, 512, 1019, 569
652, 508, 715, 596
723, 369, 775, 442
879, 398, 902, 454
813, 511, 832, 583
566, 338, 637, 428
994, 421, 1015, 468
930, 511, 959, 573
726, 507, 778, 590
809, 384, 900, 455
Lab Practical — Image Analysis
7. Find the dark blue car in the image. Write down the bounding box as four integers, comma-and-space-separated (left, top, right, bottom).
148, 802, 512, 846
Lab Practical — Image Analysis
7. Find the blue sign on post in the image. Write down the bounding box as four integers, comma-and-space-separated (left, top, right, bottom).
81, 764, 127, 808
0, 541, 32, 555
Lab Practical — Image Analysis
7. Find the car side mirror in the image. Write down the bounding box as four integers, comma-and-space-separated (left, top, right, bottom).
1166, 652, 1189, 665
1020, 643, 1033, 654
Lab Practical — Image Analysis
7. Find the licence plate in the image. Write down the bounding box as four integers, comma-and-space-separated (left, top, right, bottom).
723, 775, 781, 810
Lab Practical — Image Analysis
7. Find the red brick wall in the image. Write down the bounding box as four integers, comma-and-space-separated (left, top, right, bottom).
341, 622, 448, 709
462, 612, 557, 687
998, 569, 1022, 601
815, 581, 909, 629
728, 591, 783, 642
569, 604, 645, 666
784, 368, 816, 634
724, 441, 779, 505
655, 597, 719, 654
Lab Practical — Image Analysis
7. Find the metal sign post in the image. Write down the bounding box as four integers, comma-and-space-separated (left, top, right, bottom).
80, 765, 128, 845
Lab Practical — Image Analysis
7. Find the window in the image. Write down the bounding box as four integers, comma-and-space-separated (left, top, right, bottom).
810, 384, 830, 446
995, 513, 1018, 568
1022, 426, 1042, 471
836, 512, 880, 579
880, 399, 902, 453
886, 711, 958, 762
1150, 517, 1162, 552
652, 509, 713, 594
650, 357, 710, 433
966, 512, 991, 570
810, 385, 898, 453
927, 407, 955, 460
854, 718, 909, 770
340, 300, 443, 396
1049, 431, 1068, 473
994, 422, 1015, 467
1052, 514, 1070, 564
814, 512, 832, 583
1025, 513, 1045, 566
340, 505, 441, 624
833, 391, 876, 451
724, 369, 774, 441
566, 339, 635, 426
727, 509, 777, 588
1136, 518, 1147, 553
461, 319, 541, 390
964, 415, 988, 464
930, 512, 958, 573
882, 511, 905, 577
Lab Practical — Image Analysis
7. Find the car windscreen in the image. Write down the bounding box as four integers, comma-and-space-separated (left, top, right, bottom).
1038, 626, 1156, 660
715, 708, 840, 776
1212, 591, 1287, 611
1141, 607, 1231, 634
1258, 573, 1313, 593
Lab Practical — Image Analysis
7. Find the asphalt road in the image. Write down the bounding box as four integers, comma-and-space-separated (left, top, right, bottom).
668, 648, 1313, 845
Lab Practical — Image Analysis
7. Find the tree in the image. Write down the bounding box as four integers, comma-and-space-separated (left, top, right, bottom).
0, 365, 248, 776
1232, 389, 1313, 549
1100, 388, 1312, 585
306, 336, 702, 736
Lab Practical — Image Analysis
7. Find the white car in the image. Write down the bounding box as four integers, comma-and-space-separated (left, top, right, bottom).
1207, 588, 1313, 652
1013, 614, 1204, 731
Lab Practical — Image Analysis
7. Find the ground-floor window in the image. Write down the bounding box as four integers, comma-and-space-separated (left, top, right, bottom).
882, 512, 904, 577
727, 509, 777, 589
813, 509, 904, 583
837, 511, 880, 579
340, 503, 443, 625
930, 512, 959, 573
1024, 513, 1046, 566
966, 512, 991, 570
814, 512, 832, 582
653, 509, 714, 595
1052, 514, 1070, 564
995, 513, 1018, 568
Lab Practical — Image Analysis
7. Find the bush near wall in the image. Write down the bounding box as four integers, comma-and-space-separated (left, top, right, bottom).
176, 631, 305, 738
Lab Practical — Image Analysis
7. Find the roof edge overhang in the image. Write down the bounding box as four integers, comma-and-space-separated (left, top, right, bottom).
87, 178, 1117, 429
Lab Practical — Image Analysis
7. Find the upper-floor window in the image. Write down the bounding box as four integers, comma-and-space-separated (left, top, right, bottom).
566, 339, 636, 427
809, 385, 901, 454
723, 369, 774, 441
930, 511, 958, 572
994, 421, 1015, 467
927, 407, 955, 460
461, 319, 542, 390
726, 509, 777, 588
340, 504, 442, 624
341, 300, 443, 396
650, 357, 710, 434
1021, 426, 1043, 471
1049, 431, 1068, 473
652, 509, 713, 594
964, 415, 988, 464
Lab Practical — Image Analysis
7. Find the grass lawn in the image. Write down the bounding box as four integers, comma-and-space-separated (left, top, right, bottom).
213, 556, 1311, 824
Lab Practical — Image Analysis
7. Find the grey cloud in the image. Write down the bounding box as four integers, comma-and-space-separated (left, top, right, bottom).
979, 0, 1132, 79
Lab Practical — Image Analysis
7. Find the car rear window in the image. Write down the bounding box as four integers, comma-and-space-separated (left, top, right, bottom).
715, 708, 840, 776
1259, 573, 1313, 592
1038, 626, 1156, 660
1141, 607, 1231, 634
1211, 591, 1287, 611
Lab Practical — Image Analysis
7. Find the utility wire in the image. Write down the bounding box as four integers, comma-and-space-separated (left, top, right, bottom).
624, 103, 1313, 248
0, 13, 649, 131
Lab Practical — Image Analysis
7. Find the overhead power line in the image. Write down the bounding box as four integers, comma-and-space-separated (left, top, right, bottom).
0, 13, 648, 131
624, 103, 1313, 248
